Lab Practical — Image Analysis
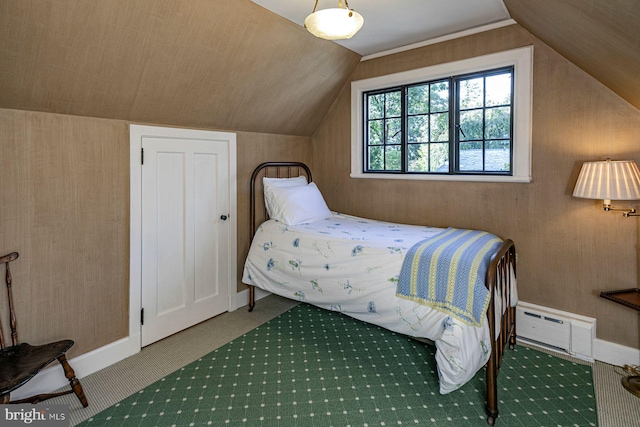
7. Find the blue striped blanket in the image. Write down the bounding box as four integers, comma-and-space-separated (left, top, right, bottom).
396, 227, 502, 327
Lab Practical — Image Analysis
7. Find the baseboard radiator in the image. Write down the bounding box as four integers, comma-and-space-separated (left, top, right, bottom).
516, 301, 596, 361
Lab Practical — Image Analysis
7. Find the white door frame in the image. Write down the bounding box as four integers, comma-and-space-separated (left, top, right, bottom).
129, 124, 237, 354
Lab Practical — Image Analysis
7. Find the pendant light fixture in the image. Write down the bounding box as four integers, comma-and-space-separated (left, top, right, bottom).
304, 0, 364, 40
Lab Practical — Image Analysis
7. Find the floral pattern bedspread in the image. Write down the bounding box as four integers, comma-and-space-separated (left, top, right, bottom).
242, 212, 494, 394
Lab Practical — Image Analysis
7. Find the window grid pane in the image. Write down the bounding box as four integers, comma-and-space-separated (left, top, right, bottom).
408, 116, 428, 143
385, 145, 402, 170
365, 89, 403, 171
406, 80, 450, 173
368, 146, 383, 171
386, 118, 402, 145
430, 81, 449, 113
407, 143, 427, 172
456, 68, 513, 173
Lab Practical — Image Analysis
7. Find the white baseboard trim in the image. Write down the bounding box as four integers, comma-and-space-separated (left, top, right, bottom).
521, 336, 640, 367
593, 338, 640, 367
10, 335, 139, 400
15, 290, 635, 403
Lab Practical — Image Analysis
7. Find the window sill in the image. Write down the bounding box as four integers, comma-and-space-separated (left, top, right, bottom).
350, 172, 531, 183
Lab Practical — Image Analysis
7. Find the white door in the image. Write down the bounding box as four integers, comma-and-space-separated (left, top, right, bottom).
141, 136, 230, 346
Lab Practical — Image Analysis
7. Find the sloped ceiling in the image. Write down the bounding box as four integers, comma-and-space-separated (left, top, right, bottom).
0, 0, 638, 139
251, 0, 511, 56
0, 0, 360, 136
503, 0, 640, 111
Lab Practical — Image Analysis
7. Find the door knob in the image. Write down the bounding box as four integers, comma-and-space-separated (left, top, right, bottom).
220, 215, 228, 221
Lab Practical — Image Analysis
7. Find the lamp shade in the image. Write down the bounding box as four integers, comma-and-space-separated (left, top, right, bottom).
305, 7, 364, 40
573, 159, 640, 201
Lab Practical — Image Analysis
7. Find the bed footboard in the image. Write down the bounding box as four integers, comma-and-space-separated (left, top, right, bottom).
484, 239, 517, 426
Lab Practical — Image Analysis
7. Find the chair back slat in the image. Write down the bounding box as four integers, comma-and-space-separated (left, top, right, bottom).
1, 252, 19, 349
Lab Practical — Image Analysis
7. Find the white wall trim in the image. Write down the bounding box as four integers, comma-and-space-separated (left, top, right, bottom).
129, 124, 238, 355
351, 46, 533, 183
594, 338, 640, 367
10, 336, 136, 400
361, 19, 517, 62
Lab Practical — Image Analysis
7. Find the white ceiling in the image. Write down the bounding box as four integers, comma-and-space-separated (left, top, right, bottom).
251, 0, 512, 56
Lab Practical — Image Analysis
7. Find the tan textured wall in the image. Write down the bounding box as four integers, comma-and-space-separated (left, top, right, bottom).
0, 108, 311, 358
312, 24, 640, 349
0, 110, 130, 358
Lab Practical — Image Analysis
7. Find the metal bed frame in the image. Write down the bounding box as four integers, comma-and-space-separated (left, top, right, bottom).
246, 161, 516, 425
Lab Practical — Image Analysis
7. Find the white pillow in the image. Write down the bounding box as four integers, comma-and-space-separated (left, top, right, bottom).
263, 176, 308, 217
264, 182, 332, 226
263, 176, 307, 189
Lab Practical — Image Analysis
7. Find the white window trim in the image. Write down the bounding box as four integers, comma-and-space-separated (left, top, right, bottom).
350, 46, 533, 183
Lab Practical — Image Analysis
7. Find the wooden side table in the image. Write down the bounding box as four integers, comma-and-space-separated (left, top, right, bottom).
600, 288, 640, 398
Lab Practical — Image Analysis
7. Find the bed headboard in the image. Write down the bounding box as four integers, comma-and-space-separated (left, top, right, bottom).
249, 162, 312, 237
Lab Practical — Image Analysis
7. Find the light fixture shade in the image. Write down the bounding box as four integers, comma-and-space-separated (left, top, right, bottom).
573, 159, 640, 201
305, 8, 364, 40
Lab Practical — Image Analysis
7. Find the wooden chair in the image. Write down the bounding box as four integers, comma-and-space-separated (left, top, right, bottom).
0, 252, 88, 407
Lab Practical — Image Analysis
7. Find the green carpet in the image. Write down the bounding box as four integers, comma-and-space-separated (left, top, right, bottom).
80, 304, 597, 426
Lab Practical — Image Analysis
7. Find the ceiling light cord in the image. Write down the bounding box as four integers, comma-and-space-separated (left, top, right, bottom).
313, 0, 353, 13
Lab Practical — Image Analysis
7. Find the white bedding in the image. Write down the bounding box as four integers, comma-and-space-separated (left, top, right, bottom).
242, 212, 499, 394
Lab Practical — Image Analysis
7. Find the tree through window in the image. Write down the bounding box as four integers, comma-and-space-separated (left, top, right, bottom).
364, 67, 514, 176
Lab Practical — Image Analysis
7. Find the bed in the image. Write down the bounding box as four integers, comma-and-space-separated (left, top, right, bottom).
242, 161, 517, 425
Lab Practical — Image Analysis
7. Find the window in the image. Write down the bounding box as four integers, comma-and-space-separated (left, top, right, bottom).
351, 46, 533, 183
365, 68, 513, 175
